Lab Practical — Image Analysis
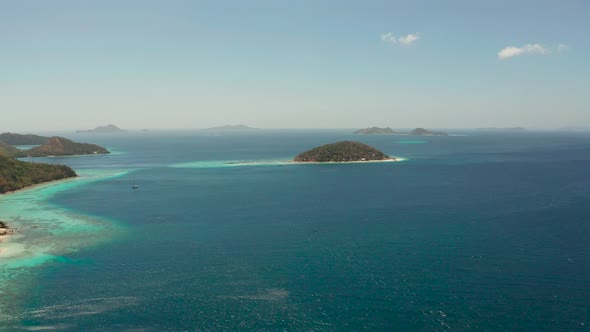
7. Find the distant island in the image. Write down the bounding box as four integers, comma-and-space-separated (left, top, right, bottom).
204, 124, 256, 131
0, 133, 49, 145
353, 127, 397, 135
0, 133, 109, 158
77, 124, 126, 133
408, 128, 448, 136
294, 141, 394, 162
354, 127, 448, 136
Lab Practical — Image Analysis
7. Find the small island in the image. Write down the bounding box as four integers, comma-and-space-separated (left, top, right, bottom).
77, 124, 126, 133
0, 133, 109, 158
294, 141, 394, 163
353, 127, 449, 136
353, 127, 397, 135
18, 137, 109, 157
408, 128, 448, 136
204, 124, 256, 132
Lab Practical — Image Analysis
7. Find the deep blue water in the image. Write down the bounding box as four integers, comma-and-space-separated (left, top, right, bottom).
6, 130, 590, 330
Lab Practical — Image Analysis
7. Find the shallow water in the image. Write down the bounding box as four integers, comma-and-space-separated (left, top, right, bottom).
1, 130, 590, 330
0, 170, 132, 323
13, 145, 40, 150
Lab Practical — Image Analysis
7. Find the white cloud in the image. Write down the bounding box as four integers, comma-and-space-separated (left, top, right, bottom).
381, 32, 420, 46
497, 43, 549, 60
398, 33, 420, 45
381, 32, 397, 44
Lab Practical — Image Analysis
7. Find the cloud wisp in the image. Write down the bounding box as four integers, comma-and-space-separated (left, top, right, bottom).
381, 32, 420, 45
498, 43, 549, 60
497, 43, 570, 60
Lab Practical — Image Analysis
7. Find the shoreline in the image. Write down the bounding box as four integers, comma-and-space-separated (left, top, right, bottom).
227, 157, 403, 166
0, 168, 132, 261
172, 156, 406, 169
1, 176, 79, 196
0, 221, 17, 252
289, 157, 399, 165
0, 168, 132, 325
0, 176, 82, 252
0, 177, 80, 248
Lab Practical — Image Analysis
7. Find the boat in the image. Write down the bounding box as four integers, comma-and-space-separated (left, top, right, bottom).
132, 185, 139, 189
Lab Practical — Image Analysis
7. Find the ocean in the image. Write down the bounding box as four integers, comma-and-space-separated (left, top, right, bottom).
1, 130, 589, 331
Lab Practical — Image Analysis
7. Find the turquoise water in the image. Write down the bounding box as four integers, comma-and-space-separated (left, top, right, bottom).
0, 169, 131, 324
1, 130, 590, 330
13, 145, 40, 150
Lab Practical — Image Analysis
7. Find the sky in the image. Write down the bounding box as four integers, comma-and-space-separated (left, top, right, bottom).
1, 0, 589, 131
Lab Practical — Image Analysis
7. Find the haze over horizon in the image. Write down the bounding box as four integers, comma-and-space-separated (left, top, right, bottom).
1, 0, 589, 132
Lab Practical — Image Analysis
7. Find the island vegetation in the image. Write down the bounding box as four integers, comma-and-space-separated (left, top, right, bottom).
77, 124, 126, 133
0, 152, 76, 194
0, 133, 109, 193
0, 141, 20, 156
0, 133, 109, 158
0, 133, 49, 145
15, 137, 109, 157
294, 141, 393, 162
0, 220, 7, 236
0, 220, 10, 241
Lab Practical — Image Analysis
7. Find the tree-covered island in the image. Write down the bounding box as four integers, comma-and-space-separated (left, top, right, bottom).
0, 133, 109, 193
294, 141, 394, 162
0, 133, 109, 158
0, 152, 76, 193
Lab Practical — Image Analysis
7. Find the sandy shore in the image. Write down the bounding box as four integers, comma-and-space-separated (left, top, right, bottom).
224, 157, 401, 166
0, 222, 17, 253
0, 169, 132, 261
2, 176, 78, 196
0, 177, 78, 253
289, 157, 399, 165
1, 178, 75, 251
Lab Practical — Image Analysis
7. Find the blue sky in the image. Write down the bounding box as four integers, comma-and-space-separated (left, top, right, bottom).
1, 0, 588, 131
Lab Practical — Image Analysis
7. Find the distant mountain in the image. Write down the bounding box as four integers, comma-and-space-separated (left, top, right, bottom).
353, 127, 397, 135
409, 128, 448, 136
204, 124, 256, 131
77, 124, 126, 133
0, 132, 49, 145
